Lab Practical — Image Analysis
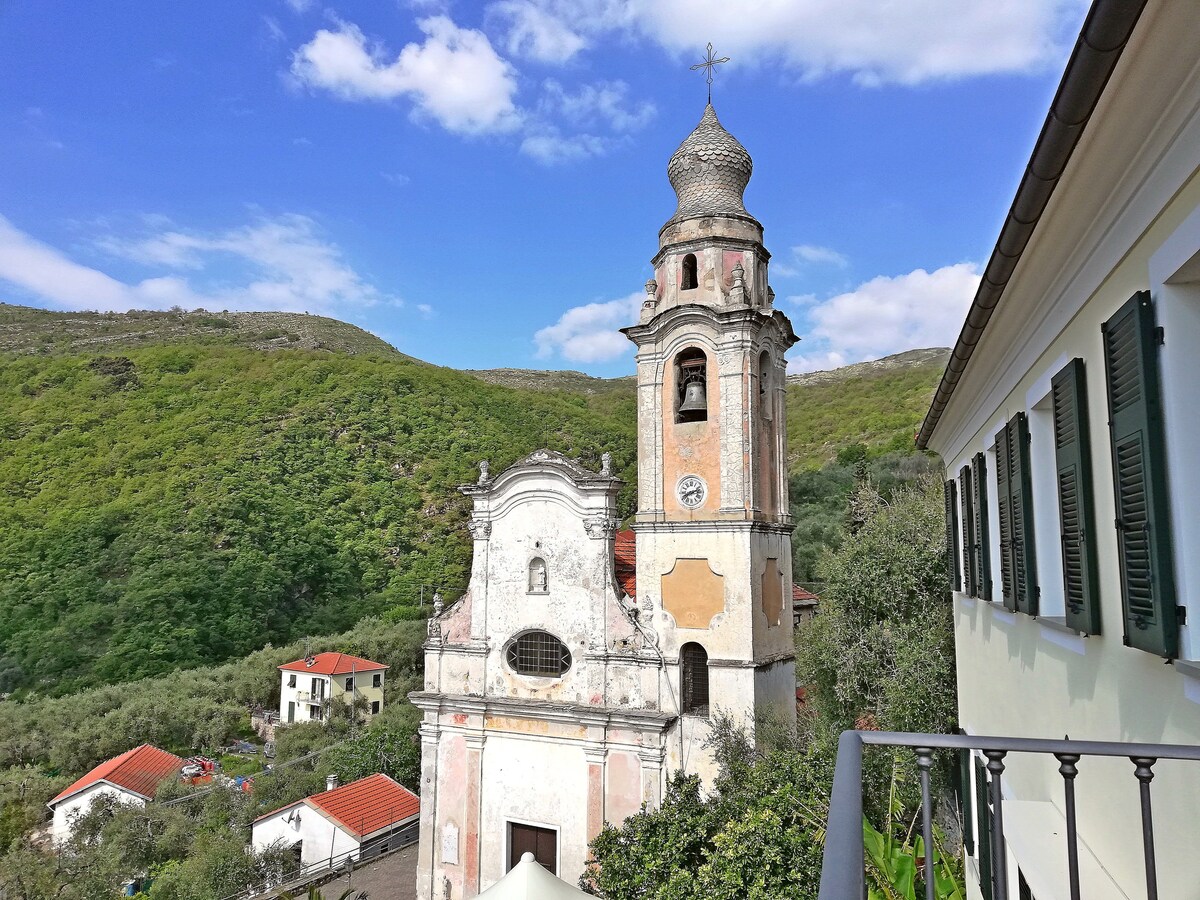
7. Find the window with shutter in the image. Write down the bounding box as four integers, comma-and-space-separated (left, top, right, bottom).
1103, 292, 1178, 657
996, 427, 1015, 609
974, 761, 993, 900
960, 466, 976, 597
1052, 358, 1102, 634
972, 453, 992, 602
945, 479, 960, 591
996, 416, 1038, 613
1008, 413, 1039, 615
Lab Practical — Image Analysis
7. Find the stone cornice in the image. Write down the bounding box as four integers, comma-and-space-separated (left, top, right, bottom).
407, 691, 676, 733
425, 641, 489, 656
703, 650, 796, 670
631, 518, 795, 534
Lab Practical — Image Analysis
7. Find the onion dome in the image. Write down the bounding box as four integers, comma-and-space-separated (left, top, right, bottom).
666, 103, 754, 223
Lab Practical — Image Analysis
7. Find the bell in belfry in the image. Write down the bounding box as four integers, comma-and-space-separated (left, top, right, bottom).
679, 379, 707, 414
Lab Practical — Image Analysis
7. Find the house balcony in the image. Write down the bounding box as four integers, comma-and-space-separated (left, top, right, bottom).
817, 730, 1200, 900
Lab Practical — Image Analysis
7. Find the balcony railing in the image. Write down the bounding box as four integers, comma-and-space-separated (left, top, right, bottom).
818, 730, 1200, 900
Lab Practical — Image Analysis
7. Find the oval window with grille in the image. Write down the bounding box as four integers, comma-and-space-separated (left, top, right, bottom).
505, 630, 572, 677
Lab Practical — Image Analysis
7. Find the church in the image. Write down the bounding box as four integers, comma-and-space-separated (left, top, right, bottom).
409, 99, 798, 899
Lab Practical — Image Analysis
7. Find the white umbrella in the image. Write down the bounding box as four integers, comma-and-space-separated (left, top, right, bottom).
475, 853, 593, 900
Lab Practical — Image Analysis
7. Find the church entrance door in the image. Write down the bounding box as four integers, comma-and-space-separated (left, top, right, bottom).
508, 822, 557, 874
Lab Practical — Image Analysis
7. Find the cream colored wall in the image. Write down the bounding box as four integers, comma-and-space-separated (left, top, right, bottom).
331, 669, 386, 717
51, 783, 144, 845
940, 121, 1200, 900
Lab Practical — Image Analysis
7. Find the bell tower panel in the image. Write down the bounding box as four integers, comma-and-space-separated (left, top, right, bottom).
761, 557, 785, 627
661, 558, 725, 629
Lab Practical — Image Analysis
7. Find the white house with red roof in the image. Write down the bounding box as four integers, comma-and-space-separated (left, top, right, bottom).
277, 652, 388, 725
251, 773, 419, 873
47, 744, 183, 844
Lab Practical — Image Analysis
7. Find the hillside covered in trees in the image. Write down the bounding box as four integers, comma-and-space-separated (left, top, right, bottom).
0, 303, 944, 695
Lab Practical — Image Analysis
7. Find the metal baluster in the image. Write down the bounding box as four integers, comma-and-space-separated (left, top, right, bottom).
1131, 756, 1159, 900
915, 747, 936, 900
1055, 752, 1082, 900
985, 750, 1009, 900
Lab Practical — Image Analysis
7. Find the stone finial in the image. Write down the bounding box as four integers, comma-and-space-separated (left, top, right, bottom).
432, 592, 444, 615
477, 460, 491, 484
767, 285, 775, 307
642, 278, 659, 310
600, 452, 613, 476
426, 615, 442, 643
730, 262, 746, 305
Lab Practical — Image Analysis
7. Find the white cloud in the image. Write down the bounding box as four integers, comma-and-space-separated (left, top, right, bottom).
381, 171, 411, 186
500, 0, 1082, 85
539, 79, 654, 131
534, 292, 641, 362
0, 213, 391, 315
491, 0, 586, 63
788, 262, 977, 372
290, 16, 520, 135
284, 0, 314, 13
793, 244, 848, 267
520, 128, 608, 164
416, 302, 434, 318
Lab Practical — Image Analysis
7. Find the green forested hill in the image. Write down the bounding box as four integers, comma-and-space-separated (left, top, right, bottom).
0, 323, 636, 695
0, 305, 943, 695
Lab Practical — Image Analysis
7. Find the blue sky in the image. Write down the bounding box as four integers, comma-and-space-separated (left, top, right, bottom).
0, 0, 1088, 375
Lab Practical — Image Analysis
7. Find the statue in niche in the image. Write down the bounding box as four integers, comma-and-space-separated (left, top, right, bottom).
528, 558, 548, 593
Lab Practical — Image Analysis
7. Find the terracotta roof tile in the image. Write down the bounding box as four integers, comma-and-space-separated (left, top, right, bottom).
278, 652, 389, 675
50, 744, 183, 806
308, 773, 420, 839
614, 529, 636, 599
793, 585, 819, 603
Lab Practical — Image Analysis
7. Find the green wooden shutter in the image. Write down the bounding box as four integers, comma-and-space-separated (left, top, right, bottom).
1103, 291, 1178, 657
974, 760, 993, 900
996, 423, 1016, 610
945, 479, 961, 591
961, 465, 976, 596
972, 453, 992, 602
1052, 358, 1102, 634
1009, 412, 1039, 615
957, 743, 974, 856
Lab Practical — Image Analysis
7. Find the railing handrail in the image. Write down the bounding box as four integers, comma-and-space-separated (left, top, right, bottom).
856, 729, 1200, 760
817, 729, 1200, 900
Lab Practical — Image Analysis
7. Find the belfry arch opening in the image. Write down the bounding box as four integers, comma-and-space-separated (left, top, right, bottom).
681, 253, 698, 291
674, 348, 708, 423
759, 350, 773, 419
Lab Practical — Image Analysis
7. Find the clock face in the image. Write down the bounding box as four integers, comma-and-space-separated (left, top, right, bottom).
677, 475, 707, 509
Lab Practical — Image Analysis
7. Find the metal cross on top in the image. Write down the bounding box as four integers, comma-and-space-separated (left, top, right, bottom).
690, 43, 730, 103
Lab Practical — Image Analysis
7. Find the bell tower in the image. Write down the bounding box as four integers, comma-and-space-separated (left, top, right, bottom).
622, 102, 798, 782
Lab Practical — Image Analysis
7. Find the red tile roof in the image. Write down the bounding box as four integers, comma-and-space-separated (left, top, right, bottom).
278, 652, 389, 675
308, 774, 420, 839
614, 529, 636, 599
49, 744, 183, 806
793, 585, 819, 603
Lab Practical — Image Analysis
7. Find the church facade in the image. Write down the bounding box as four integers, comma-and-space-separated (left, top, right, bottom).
410, 102, 798, 900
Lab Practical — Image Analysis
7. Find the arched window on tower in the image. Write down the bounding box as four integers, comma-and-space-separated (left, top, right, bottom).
681, 253, 698, 291
680, 642, 709, 715
759, 350, 773, 420
528, 558, 548, 594
675, 348, 708, 424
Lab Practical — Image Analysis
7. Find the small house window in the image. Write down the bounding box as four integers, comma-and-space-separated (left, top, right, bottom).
680, 642, 710, 715
528, 558, 549, 594
344, 677, 354, 691
371, 701, 381, 715
288, 674, 297, 688
506, 631, 572, 677
373, 673, 382, 688
681, 253, 698, 290
675, 348, 708, 424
